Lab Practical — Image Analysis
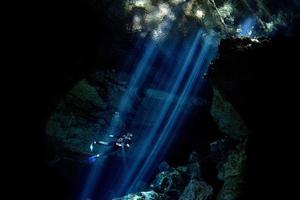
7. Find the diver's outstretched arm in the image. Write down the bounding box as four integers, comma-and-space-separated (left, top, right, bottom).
90, 140, 113, 152
95, 141, 109, 145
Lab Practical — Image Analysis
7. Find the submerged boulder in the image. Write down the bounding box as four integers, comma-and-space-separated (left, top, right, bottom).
150, 167, 187, 195
179, 179, 213, 200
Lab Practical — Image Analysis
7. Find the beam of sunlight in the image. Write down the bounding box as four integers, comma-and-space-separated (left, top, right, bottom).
113, 30, 203, 197
158, 35, 219, 158
127, 34, 218, 192
82, 9, 184, 199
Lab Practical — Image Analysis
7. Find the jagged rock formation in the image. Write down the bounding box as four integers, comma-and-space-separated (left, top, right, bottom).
114, 151, 214, 200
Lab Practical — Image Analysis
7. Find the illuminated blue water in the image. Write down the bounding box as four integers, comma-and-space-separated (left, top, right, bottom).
80, 31, 220, 200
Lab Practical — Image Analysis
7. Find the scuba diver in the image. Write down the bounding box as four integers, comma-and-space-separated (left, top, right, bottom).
88, 132, 133, 162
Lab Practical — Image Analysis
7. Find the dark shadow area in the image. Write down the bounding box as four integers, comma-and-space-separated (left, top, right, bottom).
209, 17, 300, 200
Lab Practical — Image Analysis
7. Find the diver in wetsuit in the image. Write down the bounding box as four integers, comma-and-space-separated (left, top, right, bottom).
89, 132, 133, 162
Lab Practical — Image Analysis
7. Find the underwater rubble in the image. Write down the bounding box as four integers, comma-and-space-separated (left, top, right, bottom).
113, 141, 247, 200
113, 151, 211, 200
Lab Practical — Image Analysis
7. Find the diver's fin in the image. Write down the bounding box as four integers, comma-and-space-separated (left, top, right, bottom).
90, 142, 94, 152
88, 153, 103, 163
